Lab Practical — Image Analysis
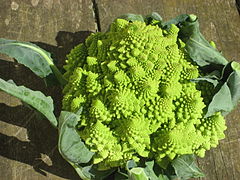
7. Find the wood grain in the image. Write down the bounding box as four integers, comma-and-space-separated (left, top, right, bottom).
0, 0, 95, 179
97, 0, 240, 180
0, 0, 240, 179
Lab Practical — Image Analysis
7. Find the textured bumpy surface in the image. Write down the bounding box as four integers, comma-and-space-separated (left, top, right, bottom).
62, 19, 227, 170
1, 0, 240, 179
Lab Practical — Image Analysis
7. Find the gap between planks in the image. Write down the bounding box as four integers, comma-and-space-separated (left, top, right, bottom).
91, 0, 101, 32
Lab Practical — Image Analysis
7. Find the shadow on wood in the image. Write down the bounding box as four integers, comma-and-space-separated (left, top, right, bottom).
0, 30, 92, 179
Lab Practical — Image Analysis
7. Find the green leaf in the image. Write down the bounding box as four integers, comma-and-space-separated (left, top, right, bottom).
163, 14, 228, 67
158, 175, 170, 180
191, 69, 221, 88
191, 77, 219, 87
144, 161, 159, 179
58, 111, 114, 179
124, 160, 170, 180
162, 14, 240, 117
205, 82, 233, 117
118, 13, 145, 22
0, 78, 57, 127
129, 168, 148, 180
145, 12, 163, 25
67, 161, 90, 180
126, 160, 138, 170
65, 162, 115, 180
0, 38, 52, 77
157, 157, 171, 169
147, 12, 162, 21
80, 164, 116, 180
181, 18, 228, 66
144, 161, 169, 180
0, 38, 66, 85
165, 14, 240, 118
202, 61, 240, 117
172, 155, 205, 180
162, 14, 189, 29
231, 61, 240, 77
58, 111, 117, 179
227, 71, 240, 108
58, 111, 94, 164
125, 160, 148, 180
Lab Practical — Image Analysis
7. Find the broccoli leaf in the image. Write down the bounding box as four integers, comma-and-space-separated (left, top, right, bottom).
172, 155, 205, 180
227, 70, 240, 108
144, 161, 169, 180
0, 38, 52, 77
77, 164, 115, 180
162, 14, 189, 29
67, 162, 90, 180
143, 161, 159, 179
163, 14, 228, 67
125, 160, 149, 180
163, 14, 240, 117
0, 38, 66, 85
126, 160, 138, 170
145, 12, 163, 25
0, 78, 57, 127
118, 13, 145, 22
60, 162, 114, 180
205, 82, 233, 117
58, 111, 94, 164
123, 160, 170, 180
58, 109, 115, 180
64, 163, 115, 180
232, 61, 240, 76
58, 111, 115, 180
203, 61, 240, 117
191, 77, 219, 87
128, 168, 148, 180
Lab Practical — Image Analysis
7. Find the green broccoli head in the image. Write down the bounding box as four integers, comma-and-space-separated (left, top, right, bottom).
62, 19, 226, 170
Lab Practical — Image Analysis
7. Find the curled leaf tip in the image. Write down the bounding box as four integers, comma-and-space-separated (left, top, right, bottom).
188, 14, 197, 22
231, 61, 240, 71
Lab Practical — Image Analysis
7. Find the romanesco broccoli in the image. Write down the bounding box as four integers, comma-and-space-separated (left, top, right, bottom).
62, 19, 226, 170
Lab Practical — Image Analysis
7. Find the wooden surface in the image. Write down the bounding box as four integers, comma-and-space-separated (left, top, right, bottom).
0, 0, 239, 179
0, 0, 95, 180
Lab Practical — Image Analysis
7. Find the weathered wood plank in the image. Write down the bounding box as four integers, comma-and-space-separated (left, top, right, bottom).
1, 0, 240, 179
97, 0, 240, 179
0, 0, 95, 179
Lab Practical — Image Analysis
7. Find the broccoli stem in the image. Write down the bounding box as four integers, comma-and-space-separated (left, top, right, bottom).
50, 64, 67, 86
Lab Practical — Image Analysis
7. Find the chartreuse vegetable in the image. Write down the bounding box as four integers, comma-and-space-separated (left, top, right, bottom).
61, 16, 230, 172
0, 12, 240, 180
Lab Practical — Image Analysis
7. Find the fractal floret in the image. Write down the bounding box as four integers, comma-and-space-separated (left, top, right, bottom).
62, 19, 227, 170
